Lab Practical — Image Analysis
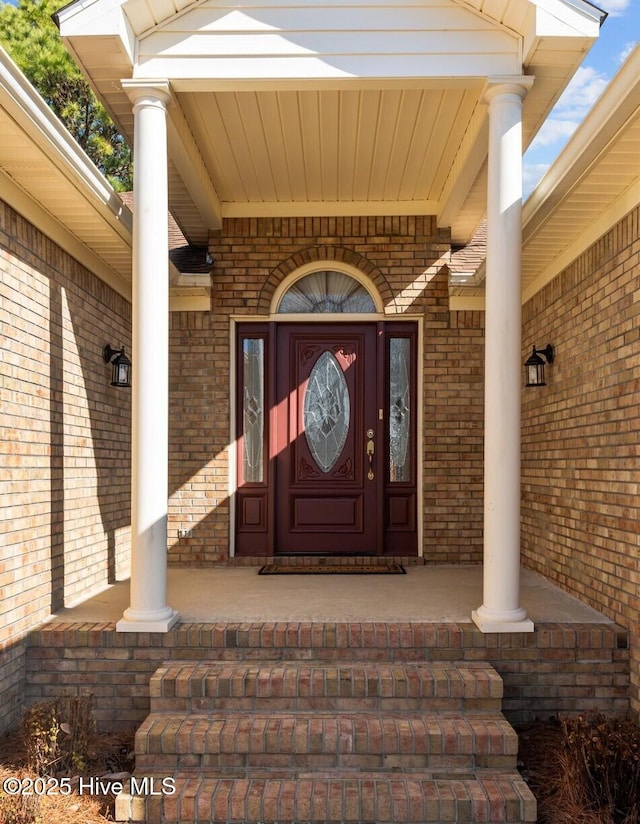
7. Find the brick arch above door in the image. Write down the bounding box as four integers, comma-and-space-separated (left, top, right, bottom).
257, 246, 395, 314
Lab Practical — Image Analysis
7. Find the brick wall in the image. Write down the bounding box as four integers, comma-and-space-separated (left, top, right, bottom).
167, 216, 485, 563
522, 204, 640, 717
25, 620, 629, 730
0, 200, 132, 731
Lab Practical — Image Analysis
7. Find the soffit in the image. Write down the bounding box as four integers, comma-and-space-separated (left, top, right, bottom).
0, 49, 132, 297
56, 0, 603, 246
521, 44, 640, 302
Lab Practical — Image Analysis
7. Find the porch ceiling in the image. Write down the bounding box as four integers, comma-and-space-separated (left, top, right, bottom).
56, 0, 604, 247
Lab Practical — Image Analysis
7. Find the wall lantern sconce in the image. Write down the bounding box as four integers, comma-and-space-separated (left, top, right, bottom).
524, 344, 554, 387
103, 344, 132, 388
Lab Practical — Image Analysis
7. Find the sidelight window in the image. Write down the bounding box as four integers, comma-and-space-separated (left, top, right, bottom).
241, 338, 265, 483
389, 338, 411, 482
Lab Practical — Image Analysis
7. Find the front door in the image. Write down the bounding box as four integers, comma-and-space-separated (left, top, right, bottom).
234, 321, 418, 556
275, 324, 379, 553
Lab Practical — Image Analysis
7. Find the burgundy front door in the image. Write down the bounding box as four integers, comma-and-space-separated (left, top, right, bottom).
275, 324, 379, 553
234, 321, 418, 556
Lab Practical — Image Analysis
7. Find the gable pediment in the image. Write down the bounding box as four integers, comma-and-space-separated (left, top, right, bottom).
134, 0, 521, 84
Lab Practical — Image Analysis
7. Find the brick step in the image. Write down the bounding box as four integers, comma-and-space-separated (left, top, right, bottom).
135, 711, 518, 772
149, 660, 503, 713
120, 772, 536, 823
116, 661, 535, 823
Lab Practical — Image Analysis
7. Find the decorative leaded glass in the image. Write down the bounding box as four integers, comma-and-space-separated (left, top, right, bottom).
304, 351, 350, 473
278, 271, 376, 314
389, 338, 410, 482
242, 339, 264, 483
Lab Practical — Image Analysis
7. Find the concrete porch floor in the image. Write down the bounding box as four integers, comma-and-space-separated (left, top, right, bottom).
53, 565, 610, 625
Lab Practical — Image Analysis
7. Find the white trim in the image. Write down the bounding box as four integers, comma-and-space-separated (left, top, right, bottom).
523, 46, 640, 239
169, 295, 210, 311
0, 48, 132, 238
522, 175, 640, 305
271, 260, 385, 314
415, 315, 424, 558
230, 314, 423, 323
522, 45, 640, 297
222, 201, 441, 218
449, 295, 486, 311
228, 320, 238, 559
1, 170, 131, 300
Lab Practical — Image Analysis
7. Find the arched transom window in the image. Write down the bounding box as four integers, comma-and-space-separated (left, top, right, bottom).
276, 270, 377, 314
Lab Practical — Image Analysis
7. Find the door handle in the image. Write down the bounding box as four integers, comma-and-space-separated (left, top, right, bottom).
366, 430, 375, 480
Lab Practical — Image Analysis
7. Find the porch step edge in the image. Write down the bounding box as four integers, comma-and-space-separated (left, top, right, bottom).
134, 710, 518, 771
117, 772, 537, 824
149, 660, 503, 712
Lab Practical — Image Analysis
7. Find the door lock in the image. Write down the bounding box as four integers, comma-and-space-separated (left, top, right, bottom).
366, 433, 375, 480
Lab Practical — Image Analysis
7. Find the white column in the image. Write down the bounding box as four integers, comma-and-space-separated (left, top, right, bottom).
472, 78, 535, 633
117, 80, 178, 632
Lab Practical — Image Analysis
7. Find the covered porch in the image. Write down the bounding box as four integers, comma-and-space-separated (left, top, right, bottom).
51, 0, 608, 638
26, 565, 629, 734
52, 564, 611, 625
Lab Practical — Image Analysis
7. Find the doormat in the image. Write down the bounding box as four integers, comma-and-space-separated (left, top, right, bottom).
258, 563, 406, 575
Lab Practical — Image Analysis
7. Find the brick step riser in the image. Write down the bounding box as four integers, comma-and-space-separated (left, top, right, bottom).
136, 752, 517, 773
135, 713, 517, 771
125, 774, 537, 824
149, 663, 503, 714
150, 695, 503, 713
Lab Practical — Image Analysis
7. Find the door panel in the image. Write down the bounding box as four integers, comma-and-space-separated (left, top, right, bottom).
275, 324, 379, 553
234, 321, 418, 557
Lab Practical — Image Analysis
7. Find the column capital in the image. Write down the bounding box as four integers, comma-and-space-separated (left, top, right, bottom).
121, 79, 172, 108
484, 75, 535, 104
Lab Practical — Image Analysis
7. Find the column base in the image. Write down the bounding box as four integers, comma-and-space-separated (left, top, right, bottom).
116, 607, 179, 633
472, 608, 534, 633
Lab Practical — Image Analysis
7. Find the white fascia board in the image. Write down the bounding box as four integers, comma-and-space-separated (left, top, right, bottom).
449, 295, 485, 311
437, 115, 488, 232
56, 0, 135, 66
522, 0, 603, 64
1, 169, 131, 300
523, 44, 640, 243
166, 106, 223, 231
531, 0, 604, 35
169, 294, 210, 312
0, 48, 132, 243
522, 175, 640, 304
221, 200, 441, 218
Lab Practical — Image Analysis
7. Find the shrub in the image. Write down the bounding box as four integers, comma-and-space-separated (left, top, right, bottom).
527, 712, 640, 824
20, 695, 96, 777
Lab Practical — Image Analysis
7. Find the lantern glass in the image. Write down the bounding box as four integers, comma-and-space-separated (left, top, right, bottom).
113, 361, 128, 387
524, 348, 546, 387
526, 362, 544, 387
104, 344, 131, 387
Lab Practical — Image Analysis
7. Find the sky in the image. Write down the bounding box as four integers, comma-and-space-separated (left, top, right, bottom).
1, 0, 637, 199
523, 0, 640, 196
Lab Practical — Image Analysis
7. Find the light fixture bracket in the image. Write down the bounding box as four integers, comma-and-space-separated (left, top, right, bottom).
536, 344, 554, 364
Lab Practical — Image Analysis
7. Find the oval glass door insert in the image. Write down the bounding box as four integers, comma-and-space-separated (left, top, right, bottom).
303, 351, 350, 473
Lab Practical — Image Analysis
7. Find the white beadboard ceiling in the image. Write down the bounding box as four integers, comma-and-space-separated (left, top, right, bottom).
54, 0, 603, 248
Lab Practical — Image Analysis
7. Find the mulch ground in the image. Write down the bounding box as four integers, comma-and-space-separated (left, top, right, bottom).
0, 727, 135, 823
1, 716, 638, 823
